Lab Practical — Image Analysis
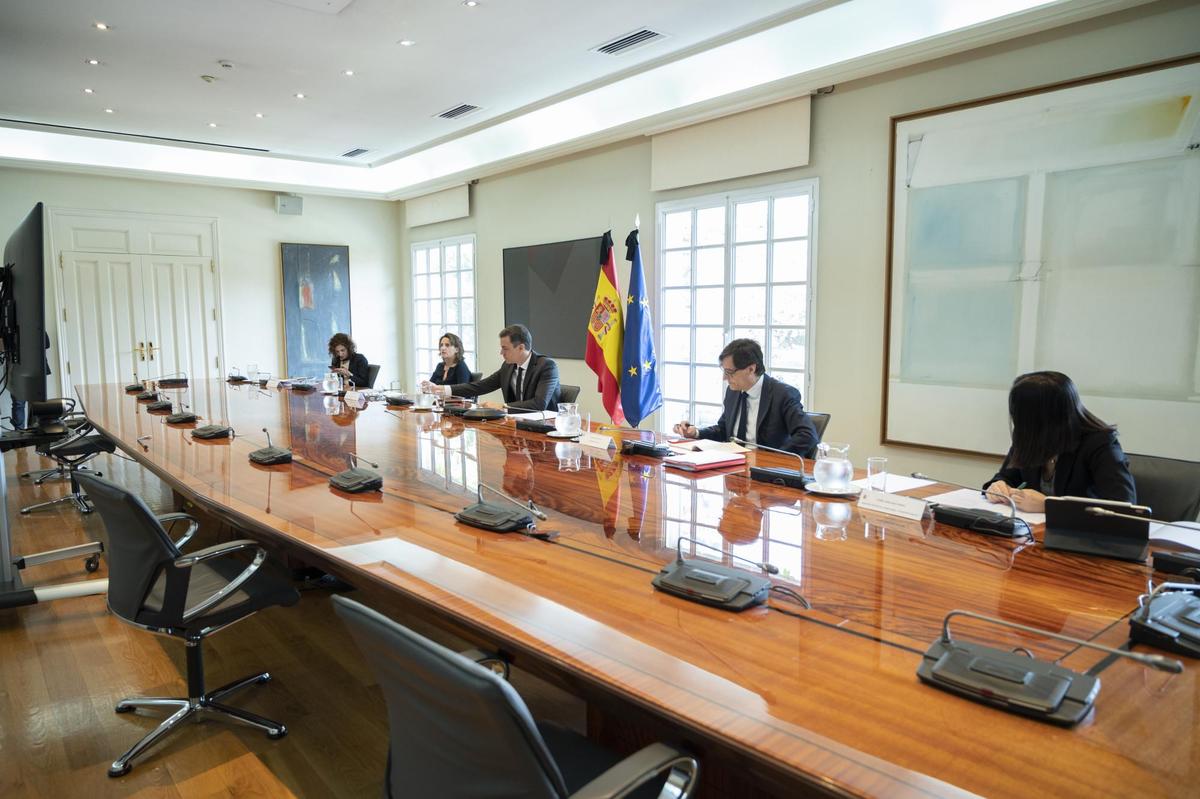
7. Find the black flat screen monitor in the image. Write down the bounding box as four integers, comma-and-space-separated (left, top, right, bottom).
502, 236, 602, 360
2, 203, 48, 404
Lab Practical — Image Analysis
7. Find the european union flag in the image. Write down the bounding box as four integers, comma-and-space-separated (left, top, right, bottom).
620, 228, 662, 427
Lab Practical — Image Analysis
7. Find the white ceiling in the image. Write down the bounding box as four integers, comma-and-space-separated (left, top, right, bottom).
0, 0, 1151, 198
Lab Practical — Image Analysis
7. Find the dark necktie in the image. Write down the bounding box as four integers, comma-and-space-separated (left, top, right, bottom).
735, 391, 749, 441
512, 366, 524, 400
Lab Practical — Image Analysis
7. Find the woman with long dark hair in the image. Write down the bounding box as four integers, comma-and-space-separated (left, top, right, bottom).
328, 333, 371, 388
429, 332, 471, 386
984, 371, 1135, 513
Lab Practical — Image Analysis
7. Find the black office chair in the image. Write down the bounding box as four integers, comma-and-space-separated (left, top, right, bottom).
1127, 453, 1200, 521
558, 384, 581, 404
333, 595, 700, 799
21, 415, 116, 515
76, 473, 300, 778
365, 364, 381, 389
807, 411, 831, 442
470, 371, 483, 382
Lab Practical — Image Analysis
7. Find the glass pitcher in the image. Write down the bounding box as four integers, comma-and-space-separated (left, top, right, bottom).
322, 372, 340, 394
555, 402, 581, 434
813, 441, 852, 489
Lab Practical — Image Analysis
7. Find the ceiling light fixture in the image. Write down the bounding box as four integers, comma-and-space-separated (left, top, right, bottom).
104, 108, 114, 113
463, 1, 479, 7
208, 122, 218, 128
255, 112, 264, 119
83, 88, 94, 94
295, 93, 306, 99
398, 39, 415, 47
86, 58, 100, 65
94, 22, 109, 31
343, 69, 355, 76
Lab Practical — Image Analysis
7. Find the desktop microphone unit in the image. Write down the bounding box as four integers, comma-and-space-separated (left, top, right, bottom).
157, 371, 189, 388
191, 424, 234, 440
226, 368, 248, 384
734, 437, 813, 489
384, 392, 414, 407
600, 426, 672, 457
1130, 581, 1200, 659
166, 402, 198, 424
136, 388, 158, 401
329, 453, 382, 493
146, 397, 173, 413
125, 376, 145, 393
918, 609, 1182, 725
455, 482, 549, 535
513, 407, 555, 434
463, 406, 506, 421
249, 427, 293, 465
911, 472, 1025, 538
651, 536, 778, 611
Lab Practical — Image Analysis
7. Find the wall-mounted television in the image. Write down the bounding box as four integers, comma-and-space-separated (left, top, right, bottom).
502, 236, 602, 361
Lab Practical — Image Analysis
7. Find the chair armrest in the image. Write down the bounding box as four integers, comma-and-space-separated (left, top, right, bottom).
172, 540, 267, 622
157, 512, 200, 549
570, 743, 699, 799
45, 420, 95, 452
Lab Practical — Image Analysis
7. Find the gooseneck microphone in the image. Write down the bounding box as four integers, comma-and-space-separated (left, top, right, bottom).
1085, 506, 1192, 529
736, 437, 811, 489
347, 453, 378, 469
329, 452, 382, 493
918, 608, 1183, 725
911, 472, 1028, 538
157, 370, 189, 387
675, 535, 778, 574
477, 481, 547, 521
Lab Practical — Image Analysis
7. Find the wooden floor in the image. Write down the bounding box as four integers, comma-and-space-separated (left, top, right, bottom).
0, 446, 585, 798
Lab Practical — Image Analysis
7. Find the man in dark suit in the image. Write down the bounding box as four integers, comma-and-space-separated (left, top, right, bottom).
422, 323, 560, 411
672, 338, 818, 458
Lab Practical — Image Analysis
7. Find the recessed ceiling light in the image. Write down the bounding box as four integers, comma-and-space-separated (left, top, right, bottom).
86, 58, 100, 65
343, 69, 354, 76
294, 92, 306, 99
463, 1, 479, 6
94, 22, 110, 31
398, 39, 415, 47
104, 108, 114, 113
208, 122, 218, 128
83, 88, 94, 94
255, 112, 264, 119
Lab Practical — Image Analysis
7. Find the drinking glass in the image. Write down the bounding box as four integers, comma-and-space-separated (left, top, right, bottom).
246, 362, 259, 382
867, 457, 888, 492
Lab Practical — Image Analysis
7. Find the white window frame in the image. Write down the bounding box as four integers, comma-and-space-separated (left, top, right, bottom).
654, 179, 819, 433
411, 234, 478, 388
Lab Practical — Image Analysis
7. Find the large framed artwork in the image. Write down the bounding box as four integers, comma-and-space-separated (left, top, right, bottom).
280, 243, 351, 378
882, 57, 1200, 460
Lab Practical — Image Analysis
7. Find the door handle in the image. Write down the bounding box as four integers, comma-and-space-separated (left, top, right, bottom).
135, 342, 145, 361
147, 341, 159, 361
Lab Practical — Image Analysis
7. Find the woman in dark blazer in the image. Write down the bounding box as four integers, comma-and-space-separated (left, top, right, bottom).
984, 371, 1135, 513
328, 333, 371, 388
429, 332, 472, 386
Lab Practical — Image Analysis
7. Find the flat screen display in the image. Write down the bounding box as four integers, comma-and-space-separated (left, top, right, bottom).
502, 236, 602, 360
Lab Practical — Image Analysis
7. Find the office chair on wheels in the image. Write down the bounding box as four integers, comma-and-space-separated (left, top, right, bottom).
76, 473, 299, 778
558, 384, 581, 404
20, 415, 116, 516
333, 595, 700, 799
1127, 453, 1200, 521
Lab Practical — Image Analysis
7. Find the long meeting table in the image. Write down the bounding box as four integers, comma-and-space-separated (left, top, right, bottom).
79, 380, 1197, 798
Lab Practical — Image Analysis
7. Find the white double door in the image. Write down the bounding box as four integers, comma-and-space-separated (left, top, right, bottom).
59, 251, 222, 390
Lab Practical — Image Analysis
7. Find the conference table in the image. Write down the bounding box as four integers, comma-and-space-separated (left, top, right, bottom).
79, 380, 1196, 798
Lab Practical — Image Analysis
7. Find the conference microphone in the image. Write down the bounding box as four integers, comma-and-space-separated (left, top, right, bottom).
734, 437, 812, 489
674, 535, 778, 574
1085, 506, 1194, 529
476, 481, 547, 521
125, 374, 145, 393
166, 400, 198, 424
918, 608, 1183, 725
249, 426, 292, 465
911, 472, 1027, 538
157, 370, 189, 388
1082, 506, 1200, 578
511, 405, 556, 433
329, 452, 382, 493
1130, 581, 1200, 658
600, 425, 672, 457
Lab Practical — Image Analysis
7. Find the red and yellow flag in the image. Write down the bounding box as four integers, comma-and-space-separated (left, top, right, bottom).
585, 231, 625, 424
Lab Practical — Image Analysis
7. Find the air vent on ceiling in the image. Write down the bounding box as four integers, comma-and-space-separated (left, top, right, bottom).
593, 28, 665, 56
341, 147, 369, 158
436, 104, 481, 120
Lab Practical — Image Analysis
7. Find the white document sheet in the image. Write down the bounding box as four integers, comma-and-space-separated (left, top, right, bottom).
670, 439, 749, 454
1149, 521, 1200, 552
327, 538, 411, 566
924, 488, 1046, 525
849, 473, 935, 493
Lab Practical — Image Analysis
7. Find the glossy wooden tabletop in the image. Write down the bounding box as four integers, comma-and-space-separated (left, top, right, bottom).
80, 381, 1196, 799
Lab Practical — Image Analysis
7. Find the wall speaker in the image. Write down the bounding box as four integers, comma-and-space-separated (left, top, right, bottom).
275, 194, 303, 215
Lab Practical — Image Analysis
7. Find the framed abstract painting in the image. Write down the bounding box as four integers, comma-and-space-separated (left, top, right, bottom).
280, 243, 351, 378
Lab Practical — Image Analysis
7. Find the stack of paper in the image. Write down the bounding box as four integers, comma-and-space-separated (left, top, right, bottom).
1150, 521, 1200, 551
849, 473, 935, 493
663, 451, 747, 472
669, 439, 749, 454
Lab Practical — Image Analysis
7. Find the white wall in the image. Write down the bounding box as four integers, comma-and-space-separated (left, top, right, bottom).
0, 167, 404, 402
401, 0, 1200, 487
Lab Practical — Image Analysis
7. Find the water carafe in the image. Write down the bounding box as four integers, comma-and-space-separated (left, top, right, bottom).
555, 403, 582, 435
812, 441, 852, 490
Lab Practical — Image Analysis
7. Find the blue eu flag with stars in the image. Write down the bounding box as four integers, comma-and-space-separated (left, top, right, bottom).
620, 228, 662, 427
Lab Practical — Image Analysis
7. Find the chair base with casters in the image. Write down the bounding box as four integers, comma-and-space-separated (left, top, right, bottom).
76, 472, 299, 779
108, 636, 286, 778
20, 433, 116, 516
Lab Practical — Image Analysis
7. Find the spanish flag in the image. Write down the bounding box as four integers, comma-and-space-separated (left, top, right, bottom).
585, 231, 625, 424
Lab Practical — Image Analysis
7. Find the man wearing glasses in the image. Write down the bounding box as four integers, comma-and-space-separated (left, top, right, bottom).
673, 338, 818, 457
